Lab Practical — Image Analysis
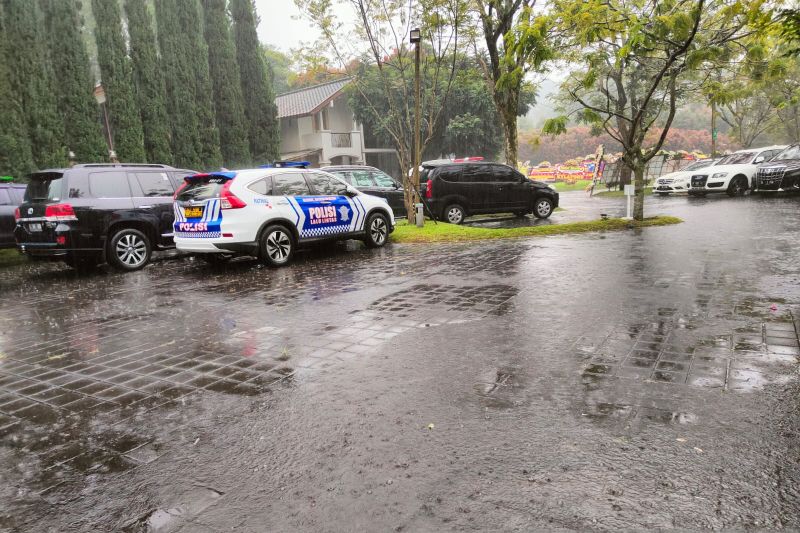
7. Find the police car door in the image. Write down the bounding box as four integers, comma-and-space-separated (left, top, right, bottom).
301, 171, 359, 238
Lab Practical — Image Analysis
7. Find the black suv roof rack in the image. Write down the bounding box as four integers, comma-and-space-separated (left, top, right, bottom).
72, 163, 175, 169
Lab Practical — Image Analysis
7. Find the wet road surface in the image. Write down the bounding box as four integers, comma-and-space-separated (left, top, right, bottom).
2, 193, 800, 531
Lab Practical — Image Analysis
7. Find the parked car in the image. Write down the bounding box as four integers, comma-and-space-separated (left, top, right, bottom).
0, 180, 26, 249
14, 164, 195, 271
652, 158, 718, 196
418, 160, 559, 224
687, 145, 786, 197
173, 166, 394, 267
320, 165, 405, 216
752, 144, 800, 193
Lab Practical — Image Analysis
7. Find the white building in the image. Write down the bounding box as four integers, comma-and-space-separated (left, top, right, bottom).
275, 78, 399, 176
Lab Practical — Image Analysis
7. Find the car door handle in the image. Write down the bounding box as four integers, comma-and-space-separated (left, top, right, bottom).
138, 205, 153, 209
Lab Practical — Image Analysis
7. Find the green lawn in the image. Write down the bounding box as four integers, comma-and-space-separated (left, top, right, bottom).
551, 180, 592, 192
593, 186, 654, 198
391, 216, 682, 243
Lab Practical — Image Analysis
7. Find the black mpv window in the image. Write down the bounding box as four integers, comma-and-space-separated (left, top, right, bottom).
437, 167, 462, 182
460, 165, 490, 183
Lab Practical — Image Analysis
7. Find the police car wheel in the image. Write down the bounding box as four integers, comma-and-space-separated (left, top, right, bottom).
260, 225, 294, 267
364, 212, 389, 248
107, 228, 151, 271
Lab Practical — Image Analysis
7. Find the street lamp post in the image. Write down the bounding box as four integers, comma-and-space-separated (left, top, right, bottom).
410, 28, 422, 226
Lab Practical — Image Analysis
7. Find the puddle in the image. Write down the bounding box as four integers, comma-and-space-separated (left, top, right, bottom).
123, 486, 224, 533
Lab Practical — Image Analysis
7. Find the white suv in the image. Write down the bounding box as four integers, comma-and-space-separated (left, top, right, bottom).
173, 166, 395, 266
687, 146, 786, 196
653, 159, 718, 195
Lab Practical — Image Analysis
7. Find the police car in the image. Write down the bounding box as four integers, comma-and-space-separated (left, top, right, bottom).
173, 163, 395, 266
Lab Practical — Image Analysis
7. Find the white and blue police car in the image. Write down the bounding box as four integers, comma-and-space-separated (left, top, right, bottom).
173, 162, 395, 266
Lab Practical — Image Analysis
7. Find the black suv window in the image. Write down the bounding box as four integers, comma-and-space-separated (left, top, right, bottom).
350, 170, 375, 187
371, 171, 396, 187
437, 167, 462, 182
307, 172, 345, 195
272, 173, 311, 196
89, 171, 131, 198
134, 172, 174, 197
460, 165, 490, 183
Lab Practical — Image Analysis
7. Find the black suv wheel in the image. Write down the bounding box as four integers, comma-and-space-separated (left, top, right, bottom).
443, 204, 466, 224
533, 197, 554, 219
108, 228, 152, 271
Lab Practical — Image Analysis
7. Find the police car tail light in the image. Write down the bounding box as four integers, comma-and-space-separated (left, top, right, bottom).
173, 181, 188, 200
44, 203, 77, 221
14, 207, 20, 221
425, 179, 432, 199
219, 181, 246, 209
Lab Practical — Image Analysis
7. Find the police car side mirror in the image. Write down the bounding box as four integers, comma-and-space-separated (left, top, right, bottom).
341, 185, 358, 197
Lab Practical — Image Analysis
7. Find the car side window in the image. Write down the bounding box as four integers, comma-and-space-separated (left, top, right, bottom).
491, 165, 516, 183
437, 167, 463, 182
306, 172, 346, 195
135, 172, 174, 197
67, 174, 89, 198
272, 173, 311, 196
350, 170, 375, 187
89, 171, 131, 198
0, 189, 10, 206
329, 171, 352, 184
371, 172, 396, 188
247, 177, 272, 195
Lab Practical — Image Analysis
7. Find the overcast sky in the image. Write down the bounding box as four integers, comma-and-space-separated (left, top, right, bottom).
256, 0, 352, 52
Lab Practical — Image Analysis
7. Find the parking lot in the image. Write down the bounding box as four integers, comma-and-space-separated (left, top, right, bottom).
2, 192, 800, 531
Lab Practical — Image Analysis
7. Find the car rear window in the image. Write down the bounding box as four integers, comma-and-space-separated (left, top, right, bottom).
25, 173, 65, 202
176, 176, 228, 201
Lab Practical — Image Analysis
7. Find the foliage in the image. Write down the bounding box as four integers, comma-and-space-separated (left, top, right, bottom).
391, 216, 682, 243
202, 0, 251, 167
92, 0, 146, 161
0, 24, 34, 179
43, 0, 106, 163
262, 45, 293, 94
231, 0, 279, 164
125, 0, 173, 164
3, 0, 65, 170
476, 0, 556, 165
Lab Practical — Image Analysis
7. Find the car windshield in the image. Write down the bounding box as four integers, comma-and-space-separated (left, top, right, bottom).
717, 152, 755, 165
25, 173, 65, 202
683, 159, 715, 171
773, 145, 800, 161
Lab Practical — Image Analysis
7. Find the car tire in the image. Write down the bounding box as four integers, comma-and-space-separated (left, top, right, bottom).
259, 225, 294, 267
364, 212, 390, 248
533, 197, 554, 219
107, 228, 151, 272
443, 204, 466, 224
727, 176, 747, 197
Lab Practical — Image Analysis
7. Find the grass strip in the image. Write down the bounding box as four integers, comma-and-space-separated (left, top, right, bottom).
391, 216, 682, 243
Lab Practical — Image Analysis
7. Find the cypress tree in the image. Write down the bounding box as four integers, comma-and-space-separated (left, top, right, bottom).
230, 0, 279, 163
155, 0, 200, 168
92, 0, 146, 162
177, 0, 222, 169
202, 0, 250, 167
42, 0, 107, 163
2, 0, 66, 170
124, 0, 172, 164
0, 18, 34, 178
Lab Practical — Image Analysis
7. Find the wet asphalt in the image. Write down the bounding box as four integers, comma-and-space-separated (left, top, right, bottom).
1, 192, 800, 531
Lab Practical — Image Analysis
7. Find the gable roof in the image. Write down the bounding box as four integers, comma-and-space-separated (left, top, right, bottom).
276, 78, 351, 119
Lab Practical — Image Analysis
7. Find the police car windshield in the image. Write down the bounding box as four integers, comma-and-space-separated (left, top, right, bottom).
25, 173, 64, 202
177, 177, 227, 202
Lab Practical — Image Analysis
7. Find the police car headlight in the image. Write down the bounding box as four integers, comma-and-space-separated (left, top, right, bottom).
711, 172, 728, 180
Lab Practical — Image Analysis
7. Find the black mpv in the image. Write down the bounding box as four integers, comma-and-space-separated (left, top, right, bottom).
15, 164, 195, 271
419, 161, 559, 224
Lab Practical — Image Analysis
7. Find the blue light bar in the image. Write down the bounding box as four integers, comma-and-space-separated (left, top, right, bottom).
259, 161, 311, 169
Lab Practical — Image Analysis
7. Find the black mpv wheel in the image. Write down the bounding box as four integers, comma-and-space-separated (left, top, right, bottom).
108, 228, 151, 271
364, 212, 389, 248
260, 225, 294, 267
443, 204, 465, 224
533, 197, 554, 219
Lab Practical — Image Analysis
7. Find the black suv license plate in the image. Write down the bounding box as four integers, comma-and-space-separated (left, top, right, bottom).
27, 223, 42, 232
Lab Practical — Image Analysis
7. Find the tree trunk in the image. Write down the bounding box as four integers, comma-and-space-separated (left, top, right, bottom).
633, 163, 645, 221
619, 161, 632, 191
502, 108, 518, 166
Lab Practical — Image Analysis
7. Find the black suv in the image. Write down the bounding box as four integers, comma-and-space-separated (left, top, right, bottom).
419, 161, 559, 224
320, 165, 405, 216
753, 144, 800, 193
15, 164, 195, 271
0, 181, 26, 248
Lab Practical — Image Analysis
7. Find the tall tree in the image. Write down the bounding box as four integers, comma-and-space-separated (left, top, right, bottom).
202, 0, 251, 167
545, 0, 768, 220
42, 0, 106, 163
3, 0, 65, 170
125, 0, 172, 164
231, 0, 279, 164
476, 0, 555, 166
92, 0, 146, 161
263, 45, 293, 94
0, 19, 34, 178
